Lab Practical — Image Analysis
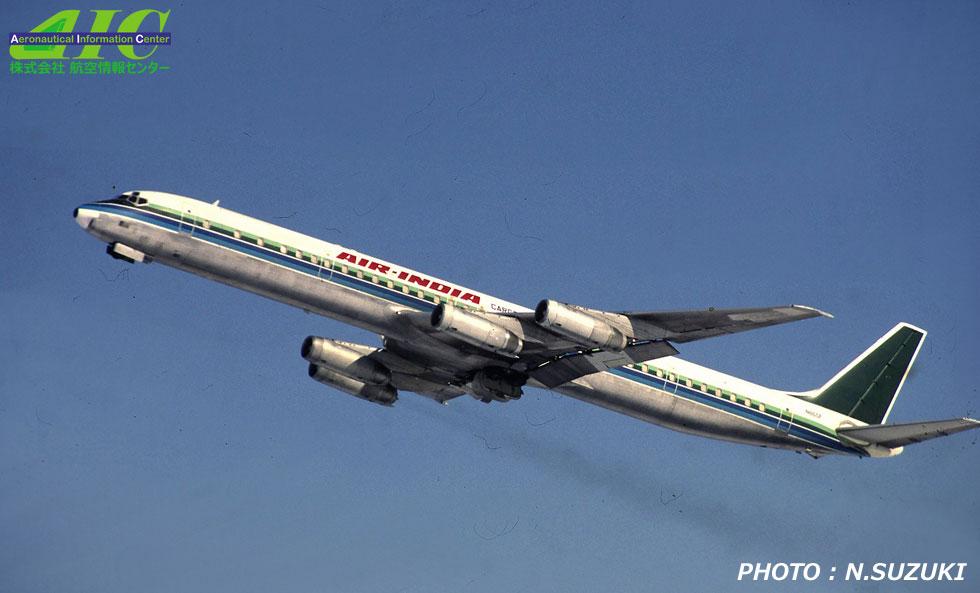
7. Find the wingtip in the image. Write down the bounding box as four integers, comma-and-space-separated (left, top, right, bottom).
792, 304, 834, 319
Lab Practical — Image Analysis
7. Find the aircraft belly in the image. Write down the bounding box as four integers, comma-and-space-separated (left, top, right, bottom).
556, 371, 824, 452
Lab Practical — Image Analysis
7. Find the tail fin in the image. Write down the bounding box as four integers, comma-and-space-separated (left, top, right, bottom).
808, 323, 926, 424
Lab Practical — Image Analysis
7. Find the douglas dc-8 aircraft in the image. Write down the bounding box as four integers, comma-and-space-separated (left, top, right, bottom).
75, 191, 979, 458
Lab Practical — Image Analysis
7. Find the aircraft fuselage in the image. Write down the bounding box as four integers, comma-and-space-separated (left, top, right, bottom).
75, 191, 871, 458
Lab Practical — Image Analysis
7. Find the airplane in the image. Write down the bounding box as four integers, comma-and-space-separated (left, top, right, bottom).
74, 190, 979, 459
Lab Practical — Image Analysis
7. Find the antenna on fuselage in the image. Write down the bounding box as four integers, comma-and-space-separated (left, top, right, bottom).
212, 200, 220, 207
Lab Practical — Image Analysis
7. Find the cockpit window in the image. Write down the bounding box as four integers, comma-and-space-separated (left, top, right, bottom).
102, 193, 148, 206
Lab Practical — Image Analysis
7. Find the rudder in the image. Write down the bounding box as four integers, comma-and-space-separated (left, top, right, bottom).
810, 323, 926, 424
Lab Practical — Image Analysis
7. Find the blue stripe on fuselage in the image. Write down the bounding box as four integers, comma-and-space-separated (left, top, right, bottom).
610, 366, 859, 455
84, 202, 860, 456
83, 202, 436, 312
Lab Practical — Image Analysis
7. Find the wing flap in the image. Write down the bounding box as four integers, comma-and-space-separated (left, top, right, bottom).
529, 340, 678, 388
837, 418, 980, 448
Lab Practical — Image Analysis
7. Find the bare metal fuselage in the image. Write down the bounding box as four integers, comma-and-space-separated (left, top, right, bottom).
76, 200, 857, 457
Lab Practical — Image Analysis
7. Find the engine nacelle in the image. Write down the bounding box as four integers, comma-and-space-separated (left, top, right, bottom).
301, 336, 390, 385
308, 364, 398, 406
534, 299, 628, 351
430, 304, 523, 357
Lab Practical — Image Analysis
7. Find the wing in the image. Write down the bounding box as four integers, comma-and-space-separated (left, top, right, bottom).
615, 304, 833, 343
489, 303, 830, 388
305, 301, 830, 405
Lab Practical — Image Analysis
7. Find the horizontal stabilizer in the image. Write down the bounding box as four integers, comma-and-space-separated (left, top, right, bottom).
837, 418, 980, 448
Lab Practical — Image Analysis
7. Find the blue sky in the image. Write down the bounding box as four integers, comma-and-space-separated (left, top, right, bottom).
2, 1, 978, 591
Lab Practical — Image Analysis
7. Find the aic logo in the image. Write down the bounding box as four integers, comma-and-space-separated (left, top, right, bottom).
9, 9, 171, 61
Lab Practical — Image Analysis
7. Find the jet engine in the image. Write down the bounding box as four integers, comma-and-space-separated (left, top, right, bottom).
430, 304, 523, 356
301, 336, 390, 385
307, 363, 398, 406
534, 299, 628, 351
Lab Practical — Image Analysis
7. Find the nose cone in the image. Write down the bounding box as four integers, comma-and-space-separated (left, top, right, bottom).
74, 205, 98, 230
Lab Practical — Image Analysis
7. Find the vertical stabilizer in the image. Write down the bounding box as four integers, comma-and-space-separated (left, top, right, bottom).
809, 323, 926, 424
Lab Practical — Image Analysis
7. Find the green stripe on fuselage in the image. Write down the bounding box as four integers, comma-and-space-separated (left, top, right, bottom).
629, 363, 839, 439
133, 201, 482, 312
118, 199, 845, 444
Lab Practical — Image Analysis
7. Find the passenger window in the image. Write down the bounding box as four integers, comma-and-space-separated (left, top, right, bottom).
233, 230, 241, 239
